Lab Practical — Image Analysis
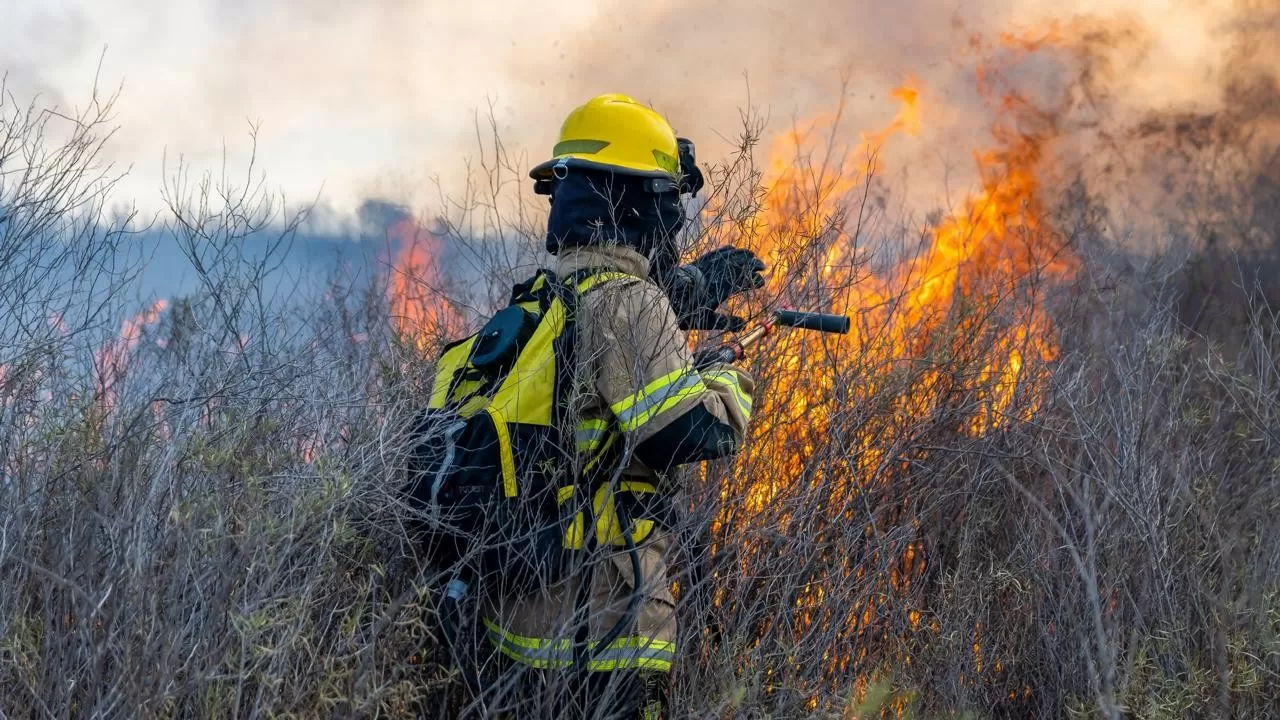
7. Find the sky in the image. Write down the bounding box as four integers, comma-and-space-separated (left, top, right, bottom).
3, 0, 1273, 234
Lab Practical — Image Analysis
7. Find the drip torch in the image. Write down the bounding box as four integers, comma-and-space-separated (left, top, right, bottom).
694, 309, 852, 368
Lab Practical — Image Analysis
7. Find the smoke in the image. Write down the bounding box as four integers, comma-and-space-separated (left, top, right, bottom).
3, 0, 1276, 233
1022, 2, 1280, 246
2, 1, 613, 215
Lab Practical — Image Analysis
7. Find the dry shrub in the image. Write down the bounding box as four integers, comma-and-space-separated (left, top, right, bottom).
2, 80, 1278, 720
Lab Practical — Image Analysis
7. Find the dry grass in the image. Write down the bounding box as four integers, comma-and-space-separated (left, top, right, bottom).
2, 81, 1278, 720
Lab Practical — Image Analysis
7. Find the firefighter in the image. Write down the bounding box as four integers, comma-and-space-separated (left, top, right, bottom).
479, 94, 763, 719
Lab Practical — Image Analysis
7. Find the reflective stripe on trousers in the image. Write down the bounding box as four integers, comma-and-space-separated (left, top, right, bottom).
483, 617, 675, 673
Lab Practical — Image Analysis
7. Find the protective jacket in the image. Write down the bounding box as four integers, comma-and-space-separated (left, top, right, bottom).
482, 243, 754, 673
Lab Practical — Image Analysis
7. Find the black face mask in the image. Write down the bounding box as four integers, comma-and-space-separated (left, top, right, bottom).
545, 169, 685, 278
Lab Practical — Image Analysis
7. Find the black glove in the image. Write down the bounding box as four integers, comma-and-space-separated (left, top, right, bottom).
666, 247, 766, 331
683, 310, 747, 332
693, 343, 740, 369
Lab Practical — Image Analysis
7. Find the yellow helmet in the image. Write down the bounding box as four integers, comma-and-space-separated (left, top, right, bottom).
530, 93, 681, 182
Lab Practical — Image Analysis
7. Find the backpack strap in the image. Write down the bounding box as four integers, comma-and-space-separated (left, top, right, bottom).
547, 266, 640, 452
509, 270, 556, 307
572, 268, 637, 295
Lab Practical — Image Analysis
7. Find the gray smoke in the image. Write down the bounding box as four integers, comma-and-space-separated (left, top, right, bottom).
2, 0, 1274, 230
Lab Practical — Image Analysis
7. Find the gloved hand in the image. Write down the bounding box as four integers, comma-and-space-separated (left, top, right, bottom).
693, 343, 741, 369
665, 247, 766, 331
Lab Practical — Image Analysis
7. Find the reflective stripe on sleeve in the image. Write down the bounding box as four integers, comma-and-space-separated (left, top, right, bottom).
575, 418, 619, 475
483, 618, 675, 672
610, 368, 707, 434
574, 418, 611, 453
701, 368, 753, 421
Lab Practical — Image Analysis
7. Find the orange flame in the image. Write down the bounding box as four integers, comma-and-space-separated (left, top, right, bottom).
729, 72, 1073, 513
708, 56, 1079, 703
386, 217, 461, 350
94, 300, 168, 414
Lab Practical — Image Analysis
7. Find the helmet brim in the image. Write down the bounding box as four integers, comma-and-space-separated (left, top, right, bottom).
529, 156, 677, 182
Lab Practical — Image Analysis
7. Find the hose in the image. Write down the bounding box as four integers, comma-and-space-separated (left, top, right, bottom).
571, 494, 644, 675
440, 571, 484, 697
591, 501, 644, 655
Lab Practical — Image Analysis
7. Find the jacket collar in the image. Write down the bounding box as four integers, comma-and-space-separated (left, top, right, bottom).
553, 244, 651, 281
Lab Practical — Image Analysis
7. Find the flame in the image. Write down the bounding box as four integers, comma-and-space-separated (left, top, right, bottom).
713, 50, 1078, 704
386, 216, 461, 350
94, 300, 168, 414
748, 81, 923, 287
376, 28, 1077, 707
730, 68, 1072, 505
365, 20, 1097, 711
